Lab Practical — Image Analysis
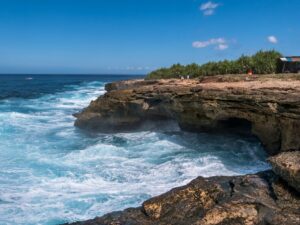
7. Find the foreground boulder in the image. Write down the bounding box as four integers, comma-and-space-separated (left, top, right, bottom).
269, 151, 300, 192
75, 77, 300, 155
66, 171, 300, 225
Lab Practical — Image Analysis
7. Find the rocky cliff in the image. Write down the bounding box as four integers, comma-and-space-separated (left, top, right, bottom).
70, 77, 300, 225
75, 77, 300, 155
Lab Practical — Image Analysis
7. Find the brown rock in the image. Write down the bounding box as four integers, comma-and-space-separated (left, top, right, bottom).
75, 78, 300, 155
69, 78, 300, 224
65, 171, 300, 225
269, 151, 300, 192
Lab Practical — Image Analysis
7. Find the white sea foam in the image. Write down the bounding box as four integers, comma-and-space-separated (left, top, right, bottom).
0, 80, 271, 225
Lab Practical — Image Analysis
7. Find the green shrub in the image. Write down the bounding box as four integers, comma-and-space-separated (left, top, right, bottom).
146, 50, 283, 79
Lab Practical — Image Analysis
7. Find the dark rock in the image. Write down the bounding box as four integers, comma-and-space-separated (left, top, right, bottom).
64, 171, 300, 225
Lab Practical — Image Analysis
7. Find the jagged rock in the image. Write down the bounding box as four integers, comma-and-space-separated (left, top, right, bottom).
75, 78, 300, 155
65, 171, 300, 225
269, 151, 300, 192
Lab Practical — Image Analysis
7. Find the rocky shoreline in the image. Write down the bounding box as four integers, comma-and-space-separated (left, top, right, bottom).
69, 77, 300, 225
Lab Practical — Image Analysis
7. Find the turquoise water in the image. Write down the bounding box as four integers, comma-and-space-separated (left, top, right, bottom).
0, 75, 270, 225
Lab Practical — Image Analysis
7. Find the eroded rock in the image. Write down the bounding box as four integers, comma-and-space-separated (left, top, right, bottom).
70, 78, 300, 225
269, 151, 300, 192
65, 171, 300, 225
75, 78, 300, 155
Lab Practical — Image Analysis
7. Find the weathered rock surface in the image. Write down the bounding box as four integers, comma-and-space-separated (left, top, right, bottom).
269, 151, 300, 192
66, 171, 300, 225
75, 78, 300, 155
70, 77, 300, 225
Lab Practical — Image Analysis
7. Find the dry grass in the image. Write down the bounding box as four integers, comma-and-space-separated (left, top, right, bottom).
151, 74, 300, 92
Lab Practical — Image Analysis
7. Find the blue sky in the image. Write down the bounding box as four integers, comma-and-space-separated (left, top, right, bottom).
0, 0, 299, 74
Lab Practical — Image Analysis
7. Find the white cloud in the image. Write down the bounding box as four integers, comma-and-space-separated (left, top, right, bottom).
192, 38, 228, 50
200, 1, 219, 10
200, 1, 220, 16
267, 35, 278, 44
215, 44, 228, 50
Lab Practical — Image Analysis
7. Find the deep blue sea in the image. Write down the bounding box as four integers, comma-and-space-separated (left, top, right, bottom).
0, 75, 270, 225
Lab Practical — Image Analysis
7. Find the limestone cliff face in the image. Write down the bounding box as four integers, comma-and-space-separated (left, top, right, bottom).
75, 78, 300, 155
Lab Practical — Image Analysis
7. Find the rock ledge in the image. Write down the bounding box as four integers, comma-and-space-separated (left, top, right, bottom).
75, 78, 300, 155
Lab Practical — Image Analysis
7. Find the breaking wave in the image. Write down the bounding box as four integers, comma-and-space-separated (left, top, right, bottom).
0, 75, 270, 225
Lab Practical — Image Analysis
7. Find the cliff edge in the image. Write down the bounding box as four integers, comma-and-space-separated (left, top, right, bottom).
70, 76, 300, 225
75, 76, 300, 155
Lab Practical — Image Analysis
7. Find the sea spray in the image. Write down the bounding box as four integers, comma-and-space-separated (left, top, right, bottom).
0, 75, 270, 225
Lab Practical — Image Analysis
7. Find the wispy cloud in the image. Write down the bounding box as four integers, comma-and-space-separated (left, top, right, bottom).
267, 35, 278, 44
200, 1, 220, 16
215, 44, 228, 50
126, 66, 151, 71
192, 38, 228, 50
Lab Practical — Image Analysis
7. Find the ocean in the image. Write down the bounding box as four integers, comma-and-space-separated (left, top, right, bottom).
0, 74, 270, 225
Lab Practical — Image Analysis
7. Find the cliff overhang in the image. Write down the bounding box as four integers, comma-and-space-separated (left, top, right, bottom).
75, 77, 300, 155
70, 76, 300, 225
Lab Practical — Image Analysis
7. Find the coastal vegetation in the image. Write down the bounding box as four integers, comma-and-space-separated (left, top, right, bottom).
146, 50, 283, 79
